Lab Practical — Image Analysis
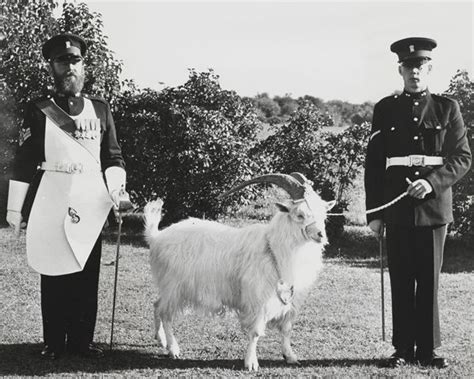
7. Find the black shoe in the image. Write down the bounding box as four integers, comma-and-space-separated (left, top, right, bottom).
416, 351, 448, 368
40, 345, 62, 360
68, 343, 104, 359
386, 349, 414, 368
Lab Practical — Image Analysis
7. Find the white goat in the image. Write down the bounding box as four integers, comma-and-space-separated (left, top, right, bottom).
144, 173, 335, 371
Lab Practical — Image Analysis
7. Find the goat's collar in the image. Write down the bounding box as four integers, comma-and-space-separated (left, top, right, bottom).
265, 239, 294, 305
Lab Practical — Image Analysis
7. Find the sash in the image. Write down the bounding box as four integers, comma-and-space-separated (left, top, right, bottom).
36, 99, 76, 134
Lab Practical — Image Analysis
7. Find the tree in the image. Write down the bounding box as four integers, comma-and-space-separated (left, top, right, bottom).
274, 94, 298, 118
253, 93, 281, 120
443, 70, 473, 238
299, 95, 325, 109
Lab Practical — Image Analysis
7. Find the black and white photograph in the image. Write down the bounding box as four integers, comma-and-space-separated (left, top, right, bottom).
0, 0, 472, 377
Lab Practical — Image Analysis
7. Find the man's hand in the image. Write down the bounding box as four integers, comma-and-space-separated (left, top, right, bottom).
369, 219, 384, 239
110, 186, 133, 221
110, 189, 121, 209
6, 210, 26, 236
406, 178, 433, 199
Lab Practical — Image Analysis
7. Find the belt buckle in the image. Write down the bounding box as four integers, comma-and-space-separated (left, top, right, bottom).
409, 155, 425, 167
63, 162, 83, 174
70, 163, 83, 174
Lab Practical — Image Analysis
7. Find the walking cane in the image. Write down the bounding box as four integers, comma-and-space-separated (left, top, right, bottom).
109, 191, 134, 350
379, 224, 386, 341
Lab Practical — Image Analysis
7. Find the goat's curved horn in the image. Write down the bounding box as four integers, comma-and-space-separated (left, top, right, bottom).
219, 173, 306, 200
289, 172, 313, 186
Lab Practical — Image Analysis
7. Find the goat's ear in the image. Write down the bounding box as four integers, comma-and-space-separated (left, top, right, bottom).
326, 200, 336, 211
275, 202, 290, 213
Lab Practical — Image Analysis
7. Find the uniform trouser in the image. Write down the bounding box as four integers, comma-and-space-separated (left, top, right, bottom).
40, 236, 102, 352
386, 224, 447, 354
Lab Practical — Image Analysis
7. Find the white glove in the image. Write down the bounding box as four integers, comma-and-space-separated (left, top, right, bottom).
368, 219, 384, 240
105, 166, 126, 208
6, 210, 25, 235
406, 178, 433, 199
110, 186, 131, 209
7, 180, 29, 236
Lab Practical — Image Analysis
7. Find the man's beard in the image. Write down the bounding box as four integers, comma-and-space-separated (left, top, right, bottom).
53, 70, 85, 96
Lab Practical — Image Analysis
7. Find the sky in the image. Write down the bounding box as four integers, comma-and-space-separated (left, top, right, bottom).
78, 0, 473, 104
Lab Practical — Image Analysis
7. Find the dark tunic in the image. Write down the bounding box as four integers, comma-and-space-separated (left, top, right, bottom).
365, 90, 471, 226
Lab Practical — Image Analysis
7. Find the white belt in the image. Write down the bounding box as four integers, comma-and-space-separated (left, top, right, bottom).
40, 161, 100, 174
386, 155, 444, 169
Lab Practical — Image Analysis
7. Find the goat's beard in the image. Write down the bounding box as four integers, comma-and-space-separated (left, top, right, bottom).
53, 70, 85, 96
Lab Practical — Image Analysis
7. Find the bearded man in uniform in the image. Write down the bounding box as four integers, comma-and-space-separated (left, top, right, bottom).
7, 33, 128, 360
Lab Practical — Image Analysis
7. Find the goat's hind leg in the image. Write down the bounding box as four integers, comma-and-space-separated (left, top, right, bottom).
280, 319, 299, 365
153, 300, 167, 348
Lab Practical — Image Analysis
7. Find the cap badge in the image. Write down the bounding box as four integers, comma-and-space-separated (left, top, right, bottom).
65, 41, 71, 49
409, 45, 415, 52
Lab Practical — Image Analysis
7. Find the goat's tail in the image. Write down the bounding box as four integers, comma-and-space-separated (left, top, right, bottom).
143, 199, 164, 243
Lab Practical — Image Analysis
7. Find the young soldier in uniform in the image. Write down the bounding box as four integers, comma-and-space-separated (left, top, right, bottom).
364, 37, 471, 368
6, 33, 128, 360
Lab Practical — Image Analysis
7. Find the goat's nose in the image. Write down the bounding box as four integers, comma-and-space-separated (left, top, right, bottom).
305, 223, 325, 242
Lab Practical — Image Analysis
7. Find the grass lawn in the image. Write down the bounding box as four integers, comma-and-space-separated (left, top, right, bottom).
0, 225, 472, 377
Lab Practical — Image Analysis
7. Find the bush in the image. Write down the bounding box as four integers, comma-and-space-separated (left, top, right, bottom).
442, 70, 473, 238
115, 70, 268, 225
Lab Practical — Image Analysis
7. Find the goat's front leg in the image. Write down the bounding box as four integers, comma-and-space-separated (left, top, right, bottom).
244, 314, 266, 371
280, 319, 299, 364
161, 318, 180, 359
153, 300, 167, 348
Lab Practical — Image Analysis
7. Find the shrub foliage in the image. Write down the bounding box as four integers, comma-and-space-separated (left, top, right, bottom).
115, 70, 266, 225
254, 101, 370, 238
443, 70, 473, 237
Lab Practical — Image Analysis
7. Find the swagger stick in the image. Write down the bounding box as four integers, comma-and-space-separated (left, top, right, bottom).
110, 211, 122, 350
110, 191, 134, 350
380, 224, 386, 341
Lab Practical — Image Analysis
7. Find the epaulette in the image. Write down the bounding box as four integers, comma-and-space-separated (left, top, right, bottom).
31, 93, 54, 104
376, 94, 400, 107
83, 94, 108, 104
431, 92, 456, 105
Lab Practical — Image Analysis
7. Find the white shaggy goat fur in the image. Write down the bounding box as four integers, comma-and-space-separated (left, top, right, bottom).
144, 193, 334, 371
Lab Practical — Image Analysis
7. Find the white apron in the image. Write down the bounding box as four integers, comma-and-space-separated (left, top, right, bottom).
26, 99, 114, 275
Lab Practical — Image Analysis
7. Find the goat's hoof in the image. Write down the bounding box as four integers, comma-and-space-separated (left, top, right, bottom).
168, 347, 181, 359
244, 357, 259, 371
283, 353, 300, 365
